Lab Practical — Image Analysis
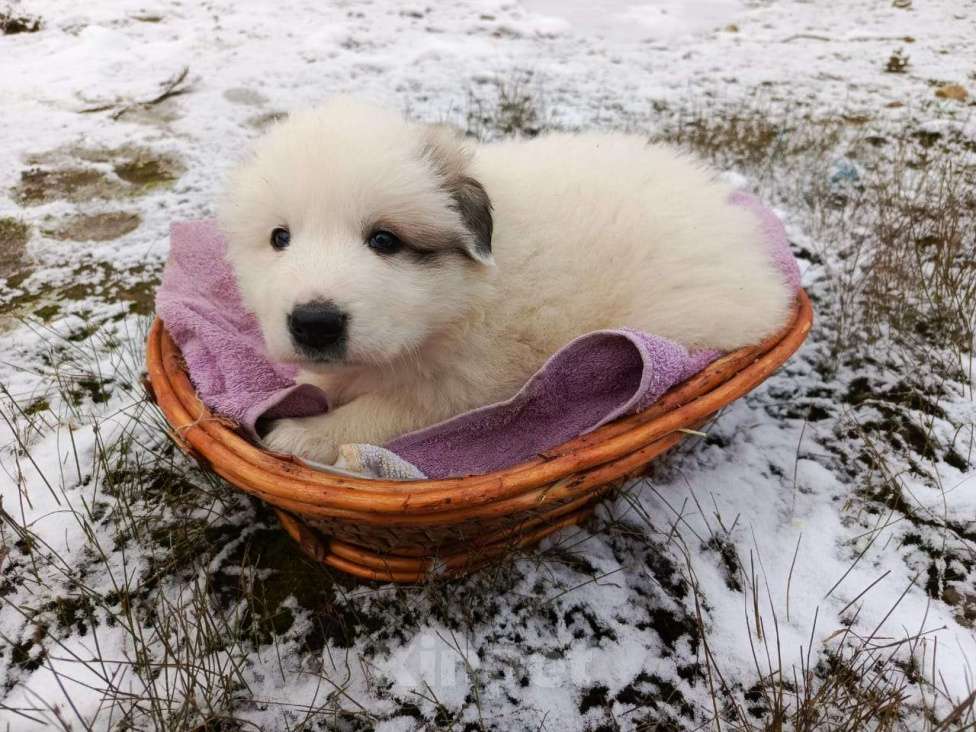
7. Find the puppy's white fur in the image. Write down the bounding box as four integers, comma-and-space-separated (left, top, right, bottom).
219, 98, 793, 463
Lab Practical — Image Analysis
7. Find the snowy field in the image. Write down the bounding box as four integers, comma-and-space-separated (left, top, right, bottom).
1, 0, 975, 729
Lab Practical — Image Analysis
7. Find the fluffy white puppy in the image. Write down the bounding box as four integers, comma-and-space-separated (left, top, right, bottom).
219, 97, 793, 463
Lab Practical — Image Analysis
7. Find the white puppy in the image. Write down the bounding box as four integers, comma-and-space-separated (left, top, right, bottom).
219, 98, 793, 463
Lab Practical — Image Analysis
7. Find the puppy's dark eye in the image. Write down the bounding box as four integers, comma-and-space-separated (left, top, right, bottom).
367, 230, 402, 255
270, 227, 290, 251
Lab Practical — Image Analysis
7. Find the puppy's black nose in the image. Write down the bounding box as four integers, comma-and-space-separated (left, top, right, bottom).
288, 301, 348, 351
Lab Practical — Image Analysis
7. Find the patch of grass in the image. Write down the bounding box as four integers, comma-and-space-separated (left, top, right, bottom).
656, 100, 976, 378
0, 217, 29, 277
0, 259, 161, 323
208, 526, 356, 647
13, 145, 184, 206
1, 330, 270, 725
0, 10, 41, 34
857, 156, 976, 356
656, 105, 847, 172
885, 48, 910, 74
68, 375, 113, 405
113, 156, 180, 188
31, 303, 59, 321
943, 586, 975, 628
13, 167, 119, 206
22, 397, 50, 416
464, 72, 544, 140
43, 211, 141, 242
650, 99, 976, 729
616, 671, 695, 725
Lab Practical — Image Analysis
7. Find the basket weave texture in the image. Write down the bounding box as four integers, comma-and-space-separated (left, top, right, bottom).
146, 291, 812, 582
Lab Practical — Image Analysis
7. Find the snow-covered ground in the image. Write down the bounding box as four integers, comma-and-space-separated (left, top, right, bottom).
1, 1, 975, 729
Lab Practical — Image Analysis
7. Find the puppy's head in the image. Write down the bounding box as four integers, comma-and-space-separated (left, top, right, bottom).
218, 97, 493, 368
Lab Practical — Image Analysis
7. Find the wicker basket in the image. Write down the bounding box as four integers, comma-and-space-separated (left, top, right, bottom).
145, 291, 812, 582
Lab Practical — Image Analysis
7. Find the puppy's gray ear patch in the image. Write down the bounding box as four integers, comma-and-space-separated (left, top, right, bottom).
418, 123, 494, 264
450, 175, 493, 264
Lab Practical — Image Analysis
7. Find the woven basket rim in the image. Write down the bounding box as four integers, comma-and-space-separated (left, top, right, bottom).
146, 291, 812, 520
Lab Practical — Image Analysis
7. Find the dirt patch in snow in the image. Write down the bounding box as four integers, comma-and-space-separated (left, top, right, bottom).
0, 11, 42, 35
43, 212, 141, 242
224, 87, 269, 106
12, 146, 184, 205
0, 218, 30, 277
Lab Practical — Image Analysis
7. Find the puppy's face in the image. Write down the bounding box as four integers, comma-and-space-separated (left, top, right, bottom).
219, 98, 493, 369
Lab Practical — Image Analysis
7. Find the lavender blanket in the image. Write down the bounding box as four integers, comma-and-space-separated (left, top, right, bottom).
155, 192, 799, 479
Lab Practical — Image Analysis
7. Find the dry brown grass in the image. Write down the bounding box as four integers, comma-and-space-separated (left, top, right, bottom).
464, 71, 545, 141
645, 99, 976, 730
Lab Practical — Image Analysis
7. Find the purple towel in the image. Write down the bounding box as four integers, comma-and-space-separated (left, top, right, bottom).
156, 222, 330, 429
386, 330, 719, 476
154, 193, 799, 478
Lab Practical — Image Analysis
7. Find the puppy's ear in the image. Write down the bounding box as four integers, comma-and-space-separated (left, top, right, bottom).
420, 125, 494, 265
449, 175, 493, 265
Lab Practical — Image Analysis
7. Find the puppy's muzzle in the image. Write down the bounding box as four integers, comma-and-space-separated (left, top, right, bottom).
288, 301, 348, 356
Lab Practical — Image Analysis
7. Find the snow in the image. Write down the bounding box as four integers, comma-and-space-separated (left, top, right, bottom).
376, 626, 475, 709
1, 0, 975, 729
520, 0, 748, 42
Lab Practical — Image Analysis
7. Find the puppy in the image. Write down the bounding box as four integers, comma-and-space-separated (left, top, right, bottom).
219, 97, 793, 464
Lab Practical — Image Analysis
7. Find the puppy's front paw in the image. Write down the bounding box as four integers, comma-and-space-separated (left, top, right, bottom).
262, 417, 339, 465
